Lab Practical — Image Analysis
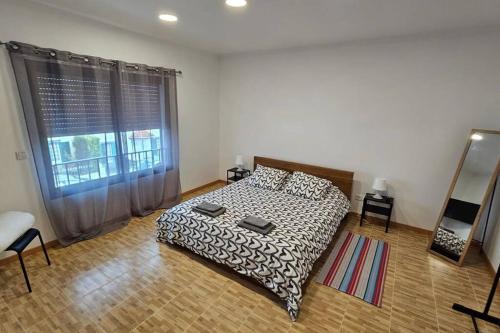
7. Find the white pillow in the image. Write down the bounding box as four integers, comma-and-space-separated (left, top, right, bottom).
283, 171, 332, 201
247, 165, 289, 191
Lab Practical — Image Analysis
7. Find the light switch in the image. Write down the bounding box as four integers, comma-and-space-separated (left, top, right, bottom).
15, 151, 27, 160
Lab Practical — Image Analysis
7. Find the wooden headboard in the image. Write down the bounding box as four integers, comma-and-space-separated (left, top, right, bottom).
253, 156, 354, 199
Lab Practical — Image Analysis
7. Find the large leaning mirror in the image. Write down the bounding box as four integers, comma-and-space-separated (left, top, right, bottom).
429, 129, 500, 266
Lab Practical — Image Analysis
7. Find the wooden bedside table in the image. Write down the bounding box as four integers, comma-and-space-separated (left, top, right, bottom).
360, 193, 394, 233
226, 167, 250, 184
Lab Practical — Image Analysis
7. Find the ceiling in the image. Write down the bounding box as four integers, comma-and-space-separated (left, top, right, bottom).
34, 0, 500, 54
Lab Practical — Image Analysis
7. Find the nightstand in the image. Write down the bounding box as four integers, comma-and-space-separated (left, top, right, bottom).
360, 193, 394, 233
226, 167, 250, 184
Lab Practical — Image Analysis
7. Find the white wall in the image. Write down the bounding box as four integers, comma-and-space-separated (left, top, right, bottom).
219, 32, 500, 232
0, 0, 220, 252
1, 0, 499, 269
453, 171, 491, 204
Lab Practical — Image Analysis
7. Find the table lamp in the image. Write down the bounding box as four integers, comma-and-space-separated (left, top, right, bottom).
235, 155, 244, 171
372, 178, 387, 199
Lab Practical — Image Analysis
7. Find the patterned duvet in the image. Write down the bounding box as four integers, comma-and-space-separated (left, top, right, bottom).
156, 179, 351, 320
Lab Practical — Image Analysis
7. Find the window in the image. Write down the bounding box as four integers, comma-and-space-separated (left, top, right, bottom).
122, 129, 162, 173
28, 60, 169, 194
48, 132, 120, 188
9, 41, 180, 243
46, 129, 165, 189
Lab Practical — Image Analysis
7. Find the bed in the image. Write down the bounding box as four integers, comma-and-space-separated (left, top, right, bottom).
156, 156, 353, 320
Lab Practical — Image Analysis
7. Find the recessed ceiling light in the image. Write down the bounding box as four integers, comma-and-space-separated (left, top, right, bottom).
159, 14, 178, 22
471, 133, 483, 141
225, 0, 247, 8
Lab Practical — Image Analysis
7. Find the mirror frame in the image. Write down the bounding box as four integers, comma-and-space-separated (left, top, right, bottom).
428, 129, 500, 266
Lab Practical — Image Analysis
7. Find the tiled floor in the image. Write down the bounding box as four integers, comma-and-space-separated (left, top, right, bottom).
0, 183, 498, 332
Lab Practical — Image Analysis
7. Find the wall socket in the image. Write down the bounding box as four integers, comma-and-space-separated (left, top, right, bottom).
354, 194, 363, 201
15, 151, 27, 160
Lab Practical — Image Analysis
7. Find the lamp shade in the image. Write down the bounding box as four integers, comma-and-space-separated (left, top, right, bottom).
235, 155, 243, 166
372, 178, 387, 192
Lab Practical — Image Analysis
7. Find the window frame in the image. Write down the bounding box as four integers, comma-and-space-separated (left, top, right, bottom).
25, 60, 172, 198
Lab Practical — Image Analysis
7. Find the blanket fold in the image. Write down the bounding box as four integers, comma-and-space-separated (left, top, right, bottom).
192, 202, 226, 217
237, 219, 275, 235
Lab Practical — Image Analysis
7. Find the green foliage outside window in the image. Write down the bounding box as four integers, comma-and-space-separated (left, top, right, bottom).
72, 136, 101, 160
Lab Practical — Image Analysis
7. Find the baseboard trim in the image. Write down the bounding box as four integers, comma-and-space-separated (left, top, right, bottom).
481, 251, 497, 276
0, 239, 59, 266
2, 185, 429, 268
481, 250, 497, 275
350, 212, 498, 275
0, 180, 227, 267
2, 186, 492, 275
182, 180, 226, 197
349, 212, 432, 235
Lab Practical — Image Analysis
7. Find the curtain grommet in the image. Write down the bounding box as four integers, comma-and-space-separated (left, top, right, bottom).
7, 40, 181, 245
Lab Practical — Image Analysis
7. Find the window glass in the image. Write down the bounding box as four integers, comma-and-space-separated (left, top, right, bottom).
48, 128, 163, 188
48, 132, 120, 188
122, 128, 162, 173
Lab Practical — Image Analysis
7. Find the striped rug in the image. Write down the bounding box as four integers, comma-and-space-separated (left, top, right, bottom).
316, 231, 390, 306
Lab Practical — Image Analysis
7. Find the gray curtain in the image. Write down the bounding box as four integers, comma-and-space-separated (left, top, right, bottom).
7, 41, 181, 245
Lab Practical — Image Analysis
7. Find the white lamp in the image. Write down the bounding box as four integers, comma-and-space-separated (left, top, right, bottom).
235, 155, 244, 171
372, 178, 387, 199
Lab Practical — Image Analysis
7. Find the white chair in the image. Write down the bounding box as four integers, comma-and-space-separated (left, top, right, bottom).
0, 211, 51, 292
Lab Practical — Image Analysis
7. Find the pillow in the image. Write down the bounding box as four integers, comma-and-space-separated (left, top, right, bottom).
247, 165, 289, 191
283, 171, 332, 200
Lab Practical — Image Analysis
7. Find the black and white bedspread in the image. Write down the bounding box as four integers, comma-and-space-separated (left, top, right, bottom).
434, 227, 466, 256
156, 179, 351, 320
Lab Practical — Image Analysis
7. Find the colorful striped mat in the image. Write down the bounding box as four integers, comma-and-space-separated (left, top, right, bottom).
316, 231, 390, 306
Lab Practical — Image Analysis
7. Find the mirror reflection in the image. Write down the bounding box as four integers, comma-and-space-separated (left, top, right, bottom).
431, 131, 500, 262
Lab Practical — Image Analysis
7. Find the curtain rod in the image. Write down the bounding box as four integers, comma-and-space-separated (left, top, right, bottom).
0, 40, 182, 75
